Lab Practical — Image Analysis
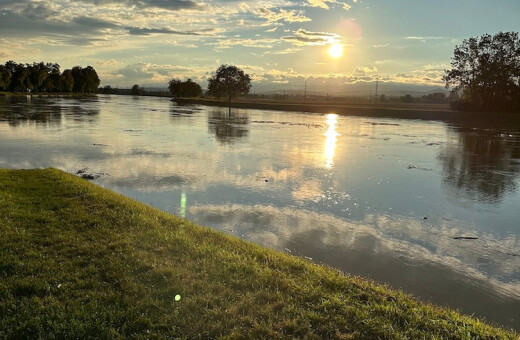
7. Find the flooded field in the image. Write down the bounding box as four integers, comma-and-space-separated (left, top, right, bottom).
1, 95, 520, 330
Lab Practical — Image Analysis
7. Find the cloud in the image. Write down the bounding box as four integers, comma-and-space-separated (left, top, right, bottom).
21, 2, 58, 20
114, 63, 155, 81
126, 26, 214, 36
353, 66, 378, 76
307, 0, 331, 9
405, 36, 444, 40
189, 204, 520, 299
305, 0, 353, 10
267, 47, 303, 55
110, 63, 212, 85
96, 59, 122, 66
282, 28, 340, 46
255, 7, 311, 23
211, 38, 279, 50
77, 0, 201, 11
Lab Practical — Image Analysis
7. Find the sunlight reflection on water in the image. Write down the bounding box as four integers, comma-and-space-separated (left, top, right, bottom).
324, 113, 339, 168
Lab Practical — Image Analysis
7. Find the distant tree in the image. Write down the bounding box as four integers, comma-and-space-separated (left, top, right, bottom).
183, 79, 202, 97
9, 63, 31, 92
0, 65, 11, 91
168, 78, 181, 96
401, 94, 414, 103
420, 92, 447, 104
4, 60, 17, 75
83, 66, 100, 93
28, 62, 50, 92
42, 63, 61, 92
131, 84, 141, 95
444, 31, 520, 111
60, 69, 74, 93
71, 66, 85, 93
168, 78, 202, 98
99, 85, 113, 94
207, 65, 251, 101
71, 66, 100, 93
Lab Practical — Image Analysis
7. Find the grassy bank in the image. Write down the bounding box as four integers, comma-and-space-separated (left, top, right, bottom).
0, 168, 516, 339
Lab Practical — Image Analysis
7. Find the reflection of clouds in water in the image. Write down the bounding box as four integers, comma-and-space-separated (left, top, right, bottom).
292, 179, 322, 202
189, 204, 520, 299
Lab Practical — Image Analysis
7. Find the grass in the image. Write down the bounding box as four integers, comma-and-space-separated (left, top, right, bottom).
0, 168, 517, 339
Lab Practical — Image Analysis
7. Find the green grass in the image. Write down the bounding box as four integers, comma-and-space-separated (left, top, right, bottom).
0, 168, 517, 339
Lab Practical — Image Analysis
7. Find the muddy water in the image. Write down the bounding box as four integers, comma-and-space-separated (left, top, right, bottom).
1, 95, 520, 330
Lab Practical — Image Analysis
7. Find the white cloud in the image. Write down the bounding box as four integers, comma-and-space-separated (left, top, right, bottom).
305, 0, 354, 10
282, 28, 340, 46
255, 7, 311, 23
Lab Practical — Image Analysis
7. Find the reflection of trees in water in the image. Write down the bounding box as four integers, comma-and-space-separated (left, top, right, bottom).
0, 96, 62, 127
438, 122, 520, 203
0, 96, 100, 126
63, 104, 100, 124
208, 107, 249, 144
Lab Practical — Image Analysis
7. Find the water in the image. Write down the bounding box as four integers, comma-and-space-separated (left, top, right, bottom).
1, 95, 520, 330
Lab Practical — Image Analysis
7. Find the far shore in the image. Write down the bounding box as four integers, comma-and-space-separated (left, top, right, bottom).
173, 97, 518, 123
0, 91, 97, 98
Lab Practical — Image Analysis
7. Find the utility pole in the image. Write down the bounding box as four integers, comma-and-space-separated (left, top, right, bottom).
374, 76, 379, 103
304, 79, 307, 102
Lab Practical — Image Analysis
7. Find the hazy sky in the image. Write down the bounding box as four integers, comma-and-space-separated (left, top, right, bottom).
1, 0, 519, 93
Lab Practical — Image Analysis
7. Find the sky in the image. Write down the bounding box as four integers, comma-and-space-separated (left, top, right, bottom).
1, 0, 520, 94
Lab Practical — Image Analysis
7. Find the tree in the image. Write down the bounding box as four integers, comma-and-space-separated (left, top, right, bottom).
28, 62, 50, 92
0, 65, 11, 91
71, 66, 100, 93
83, 66, 100, 93
131, 84, 141, 95
444, 32, 520, 112
9, 63, 31, 92
98, 85, 113, 94
207, 65, 251, 101
42, 63, 61, 93
71, 66, 85, 93
60, 69, 74, 93
168, 78, 202, 98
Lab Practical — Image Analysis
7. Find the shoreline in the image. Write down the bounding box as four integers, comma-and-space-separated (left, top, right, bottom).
0, 168, 517, 338
0, 92, 97, 99
173, 97, 518, 123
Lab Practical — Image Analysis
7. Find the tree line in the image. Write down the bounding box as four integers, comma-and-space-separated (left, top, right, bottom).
444, 31, 520, 112
168, 65, 251, 101
0, 61, 100, 94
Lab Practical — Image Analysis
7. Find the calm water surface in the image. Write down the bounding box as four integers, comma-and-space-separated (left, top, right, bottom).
1, 95, 520, 330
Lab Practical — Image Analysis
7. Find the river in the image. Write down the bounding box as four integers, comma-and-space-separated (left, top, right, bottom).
1, 94, 520, 330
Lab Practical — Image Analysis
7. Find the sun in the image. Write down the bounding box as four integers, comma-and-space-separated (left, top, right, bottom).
328, 44, 343, 59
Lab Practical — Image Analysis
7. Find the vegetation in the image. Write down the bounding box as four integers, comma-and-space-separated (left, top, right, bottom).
168, 78, 202, 98
131, 84, 142, 95
97, 85, 170, 97
207, 64, 252, 101
0, 61, 100, 94
0, 168, 516, 339
444, 31, 520, 112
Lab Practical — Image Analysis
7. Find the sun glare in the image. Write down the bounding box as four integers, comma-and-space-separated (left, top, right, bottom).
328, 44, 343, 59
